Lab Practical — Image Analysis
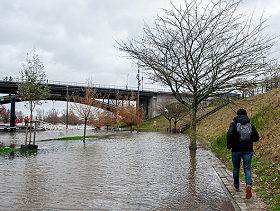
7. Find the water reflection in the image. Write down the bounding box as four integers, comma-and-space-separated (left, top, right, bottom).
0, 132, 231, 210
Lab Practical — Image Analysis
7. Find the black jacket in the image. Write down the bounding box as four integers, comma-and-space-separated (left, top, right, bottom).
227, 115, 259, 152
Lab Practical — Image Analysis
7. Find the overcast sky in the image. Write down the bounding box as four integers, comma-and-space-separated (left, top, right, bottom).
1, 0, 280, 115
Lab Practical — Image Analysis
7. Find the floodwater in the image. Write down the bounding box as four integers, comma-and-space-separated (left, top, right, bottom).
0, 130, 233, 210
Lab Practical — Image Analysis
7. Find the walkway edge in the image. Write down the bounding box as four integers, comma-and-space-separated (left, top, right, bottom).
213, 164, 266, 210
213, 166, 240, 211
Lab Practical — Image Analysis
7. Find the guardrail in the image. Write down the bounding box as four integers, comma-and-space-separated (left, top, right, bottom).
0, 77, 171, 93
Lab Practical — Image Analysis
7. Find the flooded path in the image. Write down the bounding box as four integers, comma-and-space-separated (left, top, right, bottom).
0, 131, 234, 210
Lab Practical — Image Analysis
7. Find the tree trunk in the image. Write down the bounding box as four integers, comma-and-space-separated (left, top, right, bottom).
189, 107, 197, 150
33, 121, 36, 145
29, 103, 33, 145
25, 122, 28, 145
169, 120, 172, 133
83, 118, 87, 142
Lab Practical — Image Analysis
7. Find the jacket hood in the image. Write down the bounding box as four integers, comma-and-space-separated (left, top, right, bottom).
233, 115, 250, 124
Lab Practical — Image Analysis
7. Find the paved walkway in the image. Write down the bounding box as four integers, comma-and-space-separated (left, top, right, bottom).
213, 163, 266, 211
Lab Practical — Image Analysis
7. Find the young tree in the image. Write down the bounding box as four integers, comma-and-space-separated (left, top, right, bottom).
17, 50, 51, 145
157, 100, 175, 133
71, 86, 97, 142
171, 102, 189, 130
90, 108, 116, 131
117, 0, 277, 149
158, 100, 189, 133
119, 92, 145, 133
97, 108, 116, 130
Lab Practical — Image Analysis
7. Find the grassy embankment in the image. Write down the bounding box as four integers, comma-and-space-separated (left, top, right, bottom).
140, 88, 280, 210
197, 88, 280, 210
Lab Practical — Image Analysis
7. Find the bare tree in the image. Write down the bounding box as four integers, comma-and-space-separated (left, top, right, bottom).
60, 108, 83, 125
157, 100, 174, 133
158, 100, 189, 133
71, 86, 97, 142
119, 92, 145, 133
90, 108, 116, 131
171, 102, 189, 130
44, 110, 60, 124
117, 0, 277, 149
236, 78, 258, 98
261, 62, 280, 91
36, 108, 45, 121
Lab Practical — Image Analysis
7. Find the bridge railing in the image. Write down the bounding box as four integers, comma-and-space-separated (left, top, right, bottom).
1, 77, 171, 93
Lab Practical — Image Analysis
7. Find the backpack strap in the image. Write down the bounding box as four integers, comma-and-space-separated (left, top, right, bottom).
236, 122, 241, 133
247, 123, 252, 134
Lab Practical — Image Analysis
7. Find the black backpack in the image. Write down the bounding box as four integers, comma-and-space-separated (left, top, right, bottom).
236, 123, 252, 144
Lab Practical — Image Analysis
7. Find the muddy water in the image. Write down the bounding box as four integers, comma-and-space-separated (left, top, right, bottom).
0, 131, 232, 210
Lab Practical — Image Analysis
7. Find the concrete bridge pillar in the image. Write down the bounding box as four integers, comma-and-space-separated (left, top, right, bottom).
10, 97, 15, 129
140, 95, 158, 119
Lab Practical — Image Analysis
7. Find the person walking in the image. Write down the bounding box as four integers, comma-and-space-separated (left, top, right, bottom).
227, 109, 259, 199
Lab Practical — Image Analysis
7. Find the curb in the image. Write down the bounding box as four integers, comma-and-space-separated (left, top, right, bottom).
213, 163, 266, 210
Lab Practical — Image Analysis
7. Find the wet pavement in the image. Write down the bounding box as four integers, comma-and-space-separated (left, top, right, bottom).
0, 130, 266, 210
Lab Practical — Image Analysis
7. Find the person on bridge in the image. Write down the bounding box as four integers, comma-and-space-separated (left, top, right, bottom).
227, 109, 259, 199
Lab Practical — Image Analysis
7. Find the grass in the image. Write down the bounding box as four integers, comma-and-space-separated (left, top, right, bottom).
0, 147, 37, 156
54, 135, 99, 140
0, 136, 100, 156
139, 105, 215, 131
196, 88, 280, 210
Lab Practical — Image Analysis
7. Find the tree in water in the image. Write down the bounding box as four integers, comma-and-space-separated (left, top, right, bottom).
71, 86, 97, 142
17, 50, 51, 145
117, 0, 278, 149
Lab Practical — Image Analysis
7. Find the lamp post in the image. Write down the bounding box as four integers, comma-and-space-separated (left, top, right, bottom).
136, 67, 140, 133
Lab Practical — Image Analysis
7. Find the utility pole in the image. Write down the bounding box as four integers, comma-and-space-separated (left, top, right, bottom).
66, 85, 69, 129
137, 67, 140, 133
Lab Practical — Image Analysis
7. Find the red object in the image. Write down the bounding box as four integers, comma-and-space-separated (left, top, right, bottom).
15, 118, 20, 123
24, 116, 29, 123
173, 129, 180, 133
